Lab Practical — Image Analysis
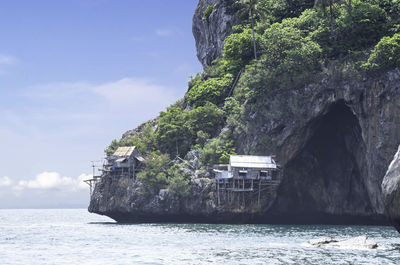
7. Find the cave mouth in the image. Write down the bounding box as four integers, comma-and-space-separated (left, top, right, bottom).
276, 101, 375, 222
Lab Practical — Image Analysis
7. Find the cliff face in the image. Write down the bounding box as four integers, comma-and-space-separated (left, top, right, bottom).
192, 0, 237, 68
89, 2, 400, 225
237, 69, 400, 222
382, 145, 400, 232
89, 68, 400, 224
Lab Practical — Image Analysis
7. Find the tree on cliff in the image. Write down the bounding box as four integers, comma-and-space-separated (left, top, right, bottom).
235, 0, 260, 60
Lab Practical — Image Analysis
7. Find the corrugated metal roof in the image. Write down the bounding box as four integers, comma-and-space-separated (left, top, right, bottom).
134, 155, 145, 162
115, 157, 127, 163
113, 146, 136, 157
230, 155, 277, 169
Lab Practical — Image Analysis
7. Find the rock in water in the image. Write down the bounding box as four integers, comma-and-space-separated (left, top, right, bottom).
382, 145, 400, 233
309, 237, 336, 247
309, 235, 378, 249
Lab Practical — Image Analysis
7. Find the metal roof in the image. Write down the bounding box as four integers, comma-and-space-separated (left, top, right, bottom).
230, 155, 277, 169
113, 146, 136, 157
115, 157, 127, 163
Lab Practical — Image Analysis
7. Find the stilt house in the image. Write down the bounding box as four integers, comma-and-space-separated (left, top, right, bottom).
214, 155, 280, 206
105, 146, 144, 179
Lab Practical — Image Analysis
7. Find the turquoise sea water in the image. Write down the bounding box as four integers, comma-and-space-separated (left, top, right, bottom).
0, 209, 399, 264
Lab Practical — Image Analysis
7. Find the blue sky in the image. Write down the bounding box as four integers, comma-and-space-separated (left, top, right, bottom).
0, 0, 202, 208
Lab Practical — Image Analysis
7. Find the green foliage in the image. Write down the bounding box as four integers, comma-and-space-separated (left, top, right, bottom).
223, 29, 262, 73
259, 22, 322, 88
186, 102, 224, 136
234, 0, 314, 25
167, 165, 191, 197
109, 0, 400, 181
223, 97, 246, 132
186, 74, 233, 107
104, 124, 155, 156
336, 2, 387, 52
196, 130, 210, 146
156, 102, 224, 156
202, 5, 214, 24
365, 1, 400, 33
156, 105, 191, 156
105, 139, 119, 156
200, 136, 236, 167
362, 33, 400, 71
138, 153, 192, 197
262, 0, 315, 21
137, 152, 170, 194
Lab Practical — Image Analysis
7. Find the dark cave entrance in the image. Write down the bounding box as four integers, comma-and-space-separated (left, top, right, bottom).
276, 101, 374, 221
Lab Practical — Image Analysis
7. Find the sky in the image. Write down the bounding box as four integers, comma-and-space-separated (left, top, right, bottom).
0, 0, 202, 208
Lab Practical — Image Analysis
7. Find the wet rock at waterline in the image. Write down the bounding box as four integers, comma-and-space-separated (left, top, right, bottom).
309, 235, 378, 249
382, 145, 400, 233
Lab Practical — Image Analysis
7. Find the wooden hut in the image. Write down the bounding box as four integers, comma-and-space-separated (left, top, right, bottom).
105, 146, 144, 179
214, 155, 280, 206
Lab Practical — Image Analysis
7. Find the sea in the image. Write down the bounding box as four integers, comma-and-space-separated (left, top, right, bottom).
0, 209, 399, 265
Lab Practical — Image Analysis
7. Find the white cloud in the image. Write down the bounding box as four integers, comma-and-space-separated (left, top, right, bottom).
23, 77, 177, 111
0, 54, 17, 65
155, 29, 172, 37
92, 77, 176, 108
0, 176, 12, 187
17, 172, 91, 191
77, 173, 92, 189
22, 81, 92, 100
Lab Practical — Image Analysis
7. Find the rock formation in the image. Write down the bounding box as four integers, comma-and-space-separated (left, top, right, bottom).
89, 1, 400, 225
382, 145, 400, 232
309, 235, 378, 249
192, 0, 237, 68
236, 69, 400, 223
89, 68, 400, 224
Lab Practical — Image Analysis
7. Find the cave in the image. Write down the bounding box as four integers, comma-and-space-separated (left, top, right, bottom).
272, 101, 378, 224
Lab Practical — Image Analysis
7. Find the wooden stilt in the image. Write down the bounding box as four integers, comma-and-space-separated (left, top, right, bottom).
243, 190, 245, 208
217, 180, 220, 206
258, 179, 262, 206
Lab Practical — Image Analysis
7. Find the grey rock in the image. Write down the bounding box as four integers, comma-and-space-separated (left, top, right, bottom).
88, 1, 400, 225
309, 237, 336, 246
186, 149, 202, 170
382, 145, 400, 232
309, 235, 378, 249
237, 68, 400, 223
122, 117, 158, 139
192, 0, 237, 68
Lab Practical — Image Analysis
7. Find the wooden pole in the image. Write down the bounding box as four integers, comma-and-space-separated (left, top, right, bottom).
217, 180, 220, 206
258, 179, 261, 206
243, 190, 245, 209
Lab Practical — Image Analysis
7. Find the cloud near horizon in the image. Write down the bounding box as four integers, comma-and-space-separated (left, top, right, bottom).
23, 77, 178, 112
16, 172, 91, 191
1, 76, 182, 207
0, 176, 12, 187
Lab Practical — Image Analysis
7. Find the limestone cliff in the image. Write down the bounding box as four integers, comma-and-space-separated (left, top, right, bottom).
89, 68, 400, 224
236, 68, 400, 222
192, 0, 237, 68
89, 1, 400, 225
382, 145, 400, 232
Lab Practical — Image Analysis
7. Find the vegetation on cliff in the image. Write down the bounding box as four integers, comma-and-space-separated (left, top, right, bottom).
106, 0, 400, 194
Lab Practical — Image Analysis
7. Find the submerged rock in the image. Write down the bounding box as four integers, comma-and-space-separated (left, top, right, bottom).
309, 237, 336, 246
382, 145, 400, 233
309, 235, 378, 249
